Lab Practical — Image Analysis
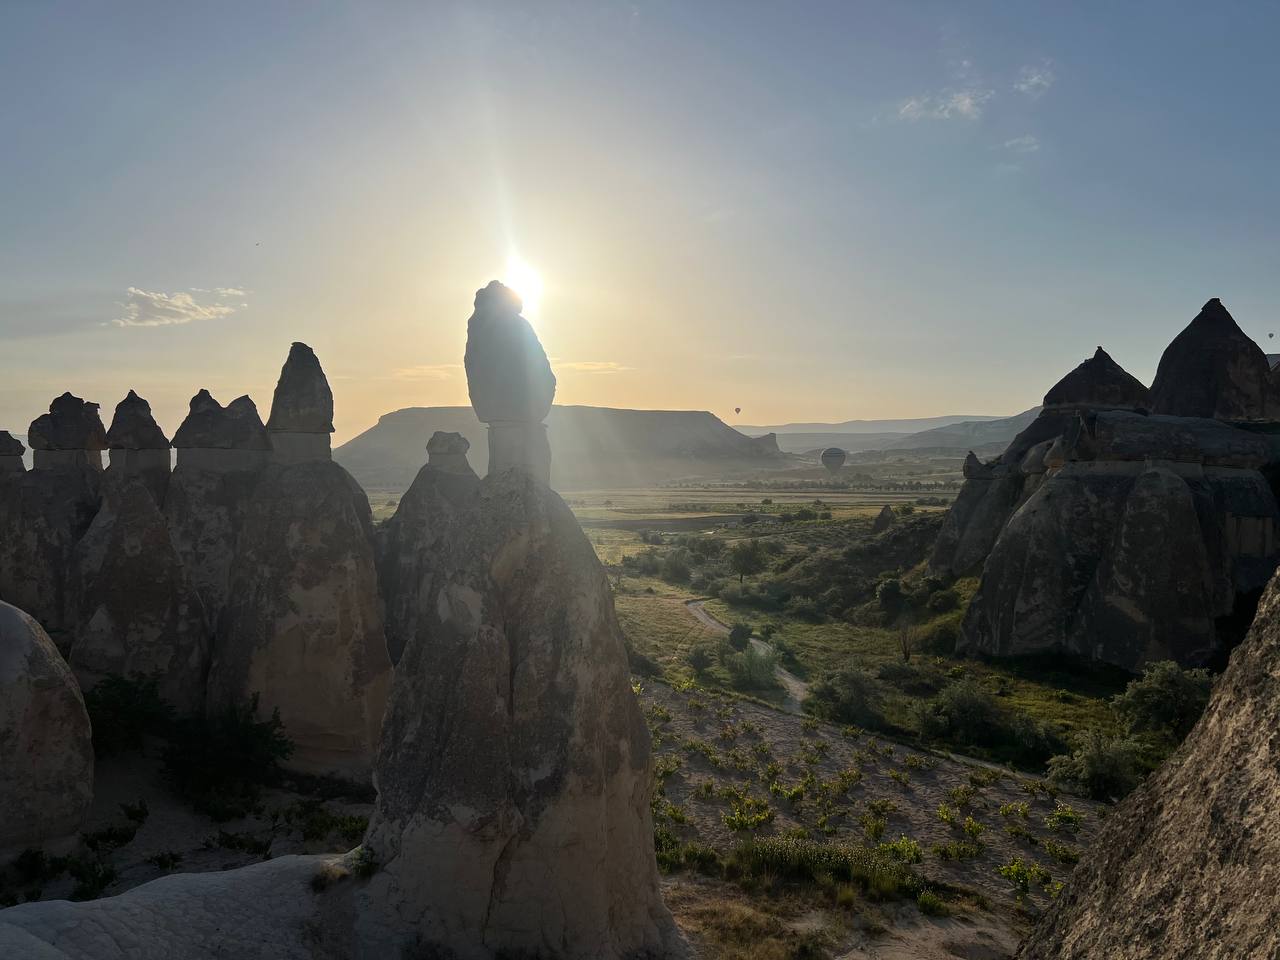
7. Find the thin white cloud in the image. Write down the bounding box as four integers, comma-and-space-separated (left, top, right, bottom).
1003, 135, 1041, 153
113, 287, 244, 328
898, 88, 993, 121
391, 363, 462, 381
1015, 63, 1055, 98
215, 286, 247, 298
555, 360, 634, 374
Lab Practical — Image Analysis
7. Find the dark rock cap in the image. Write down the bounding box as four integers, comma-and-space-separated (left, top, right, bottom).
427, 431, 470, 456
1043, 347, 1150, 411
27, 393, 108, 451
171, 390, 271, 450
0, 431, 25, 456
266, 342, 334, 434
1149, 298, 1274, 421
464, 280, 556, 424
105, 390, 170, 450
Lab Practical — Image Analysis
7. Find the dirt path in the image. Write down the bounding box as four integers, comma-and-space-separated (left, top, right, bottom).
684, 598, 810, 715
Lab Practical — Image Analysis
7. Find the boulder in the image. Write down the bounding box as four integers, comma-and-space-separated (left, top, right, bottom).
70, 480, 210, 714
0, 431, 25, 474
357, 471, 686, 959
1017, 568, 1280, 959
105, 390, 171, 505
376, 431, 479, 665
1149, 297, 1275, 421
0, 601, 94, 863
464, 281, 556, 482
1042, 346, 1150, 412
266, 342, 335, 462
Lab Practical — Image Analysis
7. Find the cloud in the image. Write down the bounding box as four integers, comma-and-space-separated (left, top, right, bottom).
1015, 63, 1054, 98
391, 363, 461, 381
898, 88, 993, 121
1003, 135, 1041, 153
113, 287, 245, 328
555, 360, 634, 374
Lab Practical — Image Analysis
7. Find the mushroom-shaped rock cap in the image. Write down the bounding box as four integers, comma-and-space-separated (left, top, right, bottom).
426, 430, 470, 456
26, 393, 108, 451
1150, 298, 1275, 421
225, 395, 273, 450
0, 430, 26, 456
1043, 346, 1151, 411
171, 390, 271, 450
464, 280, 556, 424
266, 342, 334, 434
105, 390, 170, 450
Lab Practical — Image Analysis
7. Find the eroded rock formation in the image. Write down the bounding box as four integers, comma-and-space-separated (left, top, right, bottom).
0, 431, 24, 474
104, 390, 171, 505
872, 503, 895, 533
209, 344, 389, 780
376, 431, 479, 664
0, 601, 93, 863
26, 393, 107, 471
464, 280, 556, 483
1017, 568, 1280, 959
266, 342, 335, 462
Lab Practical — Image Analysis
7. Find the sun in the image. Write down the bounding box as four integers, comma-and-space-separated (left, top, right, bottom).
503, 254, 544, 319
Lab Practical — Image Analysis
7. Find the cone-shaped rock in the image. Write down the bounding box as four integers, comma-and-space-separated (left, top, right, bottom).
0, 431, 24, 474
1150, 298, 1274, 420
0, 601, 93, 862
210, 346, 389, 780
265, 342, 334, 434
105, 390, 171, 504
1042, 346, 1150, 411
71, 480, 210, 714
358, 471, 687, 958
27, 393, 107, 453
376, 431, 479, 664
1017, 570, 1280, 959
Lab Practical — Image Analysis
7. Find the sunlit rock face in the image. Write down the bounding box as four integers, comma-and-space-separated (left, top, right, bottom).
1150, 298, 1276, 421
376, 431, 479, 665
358, 470, 686, 959
0, 601, 93, 864
164, 391, 270, 630
70, 480, 210, 715
464, 280, 556, 484
104, 390, 171, 505
266, 341, 335, 463
1017, 567, 1280, 960
209, 344, 390, 781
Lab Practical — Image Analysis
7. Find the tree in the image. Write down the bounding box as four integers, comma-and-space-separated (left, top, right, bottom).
728, 622, 754, 651
728, 539, 767, 584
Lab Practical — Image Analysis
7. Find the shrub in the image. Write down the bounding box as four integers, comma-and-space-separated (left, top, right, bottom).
926, 589, 959, 613
997, 857, 1052, 900
875, 578, 904, 611
727, 622, 754, 651
1047, 731, 1146, 801
82, 673, 174, 756
732, 837, 923, 900
1044, 801, 1084, 834
724, 646, 780, 692
879, 835, 923, 864
804, 668, 885, 729
1112, 660, 1213, 741
685, 644, 715, 676
913, 678, 1064, 765
1042, 838, 1079, 865
916, 888, 948, 915
660, 551, 692, 584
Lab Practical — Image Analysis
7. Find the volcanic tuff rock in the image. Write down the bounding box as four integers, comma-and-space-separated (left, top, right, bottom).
1042, 346, 1151, 411
265, 342, 335, 434
105, 390, 172, 504
1017, 567, 1280, 960
170, 391, 271, 451
0, 601, 93, 863
1150, 297, 1276, 421
26, 393, 107, 453
872, 503, 895, 533
376, 431, 479, 664
0, 431, 24, 474
70, 480, 210, 714
357, 470, 686, 959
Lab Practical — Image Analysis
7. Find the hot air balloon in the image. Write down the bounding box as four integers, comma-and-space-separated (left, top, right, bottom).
820, 447, 846, 474
734, 407, 741, 415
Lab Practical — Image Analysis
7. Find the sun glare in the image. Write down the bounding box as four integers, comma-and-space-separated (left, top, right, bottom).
503, 254, 544, 319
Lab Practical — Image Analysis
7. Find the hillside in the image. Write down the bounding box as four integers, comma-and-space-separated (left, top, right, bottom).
735, 413, 1004, 436
335, 404, 791, 491
882, 407, 1041, 451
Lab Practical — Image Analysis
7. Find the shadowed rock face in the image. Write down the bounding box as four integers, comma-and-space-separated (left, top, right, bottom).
0, 432, 25, 457
71, 481, 210, 715
27, 394, 107, 453
1043, 346, 1150, 411
105, 391, 171, 504
1150, 298, 1275, 421
0, 601, 93, 863
265, 342, 335, 434
376, 432, 479, 664
872, 503, 895, 533
359, 471, 686, 959
1017, 569, 1280, 960
171, 391, 271, 451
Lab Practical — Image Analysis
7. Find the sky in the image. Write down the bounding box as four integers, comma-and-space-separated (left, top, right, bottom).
4, 1, 1280, 444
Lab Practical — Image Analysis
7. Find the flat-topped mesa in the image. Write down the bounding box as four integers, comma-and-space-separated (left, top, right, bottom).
0, 431, 25, 474
27, 393, 107, 471
105, 390, 171, 503
464, 280, 557, 484
1150, 298, 1276, 421
1043, 346, 1150, 412
170, 390, 271, 471
265, 342, 334, 463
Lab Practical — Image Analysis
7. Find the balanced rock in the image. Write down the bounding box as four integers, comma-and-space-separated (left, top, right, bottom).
376, 431, 479, 664
0, 431, 25, 474
71, 480, 210, 714
1017, 569, 1280, 959
464, 281, 557, 483
1150, 298, 1275, 421
266, 342, 335, 462
26, 393, 107, 470
105, 390, 171, 504
0, 601, 94, 863
164, 391, 270, 628
209, 347, 389, 780
357, 470, 686, 959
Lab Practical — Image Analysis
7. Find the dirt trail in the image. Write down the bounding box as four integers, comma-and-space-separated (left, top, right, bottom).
684, 598, 809, 715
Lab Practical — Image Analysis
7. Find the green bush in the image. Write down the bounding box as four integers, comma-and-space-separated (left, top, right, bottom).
1047, 730, 1146, 801
660, 550, 692, 584
1112, 660, 1213, 741
685, 644, 715, 676
731, 837, 923, 900
804, 668, 885, 729
724, 646, 780, 692
82, 673, 174, 756
727, 622, 754, 651
912, 678, 1065, 765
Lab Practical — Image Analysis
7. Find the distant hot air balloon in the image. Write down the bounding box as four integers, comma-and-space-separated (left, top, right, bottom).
820, 447, 847, 474
734, 407, 741, 415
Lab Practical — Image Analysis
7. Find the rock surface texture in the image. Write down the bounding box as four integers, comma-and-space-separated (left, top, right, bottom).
358, 470, 685, 959
0, 601, 94, 862
266, 342, 335, 462
105, 390, 172, 505
1017, 569, 1280, 960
